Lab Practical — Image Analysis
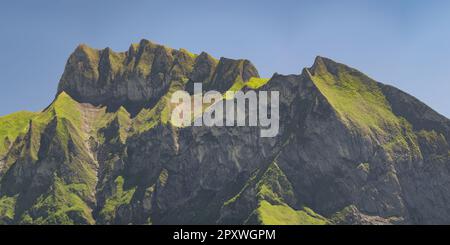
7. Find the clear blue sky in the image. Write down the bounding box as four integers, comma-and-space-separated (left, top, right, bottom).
1, 0, 450, 117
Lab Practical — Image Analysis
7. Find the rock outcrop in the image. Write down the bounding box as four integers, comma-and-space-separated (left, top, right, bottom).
58, 40, 258, 114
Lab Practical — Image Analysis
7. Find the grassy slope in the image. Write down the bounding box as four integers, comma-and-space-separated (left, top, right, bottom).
98, 176, 136, 224
21, 177, 95, 224
0, 92, 134, 224
0, 88, 153, 224
0, 111, 37, 156
16, 91, 86, 160
223, 162, 329, 225
227, 77, 270, 93
11, 93, 96, 224
307, 58, 399, 135
307, 58, 421, 155
251, 163, 328, 225
0, 195, 17, 224
257, 200, 328, 225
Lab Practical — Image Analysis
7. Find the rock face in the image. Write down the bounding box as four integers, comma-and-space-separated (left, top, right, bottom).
1, 41, 450, 225
58, 40, 258, 114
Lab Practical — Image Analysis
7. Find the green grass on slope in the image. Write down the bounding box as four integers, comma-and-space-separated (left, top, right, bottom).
227, 77, 246, 93
256, 200, 328, 225
98, 176, 136, 224
20, 177, 94, 225
255, 162, 295, 205
53, 92, 83, 129
228, 77, 270, 92
0, 195, 17, 224
2, 92, 132, 224
1, 91, 132, 161
0, 111, 36, 156
416, 129, 450, 161
24, 92, 98, 184
246, 77, 270, 89
307, 58, 424, 157
133, 81, 185, 131
252, 163, 328, 225
23, 91, 84, 154
26, 109, 55, 160
225, 77, 269, 100
133, 76, 269, 130
179, 48, 197, 59
308, 63, 400, 135
106, 49, 126, 75
46, 92, 88, 157
115, 107, 131, 142
95, 106, 131, 144
223, 162, 293, 208
223, 162, 329, 225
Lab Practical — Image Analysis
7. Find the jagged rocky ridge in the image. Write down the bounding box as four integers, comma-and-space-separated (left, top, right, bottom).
1, 39, 450, 224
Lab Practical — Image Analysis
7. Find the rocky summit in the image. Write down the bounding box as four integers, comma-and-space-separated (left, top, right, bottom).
1, 39, 450, 225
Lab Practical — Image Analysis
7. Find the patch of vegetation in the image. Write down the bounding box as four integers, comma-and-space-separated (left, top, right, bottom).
417, 130, 444, 142
307, 59, 426, 161
223, 162, 329, 225
18, 107, 55, 161
0, 195, 17, 224
53, 92, 83, 128
179, 48, 197, 59
416, 129, 449, 159
0, 111, 36, 156
255, 162, 295, 205
246, 77, 270, 89
20, 93, 84, 158
223, 169, 260, 207
91, 106, 132, 144
223, 162, 291, 208
308, 59, 400, 136
252, 163, 328, 225
256, 200, 328, 225
105, 48, 126, 74
417, 130, 448, 149
226, 77, 270, 95
21, 177, 94, 225
330, 205, 356, 224
134, 81, 185, 131
382, 117, 421, 157
116, 107, 131, 142
38, 92, 92, 157
98, 176, 136, 223
227, 77, 246, 93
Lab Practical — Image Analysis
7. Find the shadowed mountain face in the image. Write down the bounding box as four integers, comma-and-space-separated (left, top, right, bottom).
1, 40, 450, 225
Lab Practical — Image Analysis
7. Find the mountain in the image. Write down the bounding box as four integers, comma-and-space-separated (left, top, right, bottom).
1, 39, 450, 225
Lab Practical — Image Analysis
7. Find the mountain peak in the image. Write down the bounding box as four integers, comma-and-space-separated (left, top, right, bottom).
57, 40, 195, 114
205, 57, 259, 92
75, 43, 96, 52
57, 40, 261, 113
138, 38, 155, 47
310, 56, 342, 76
